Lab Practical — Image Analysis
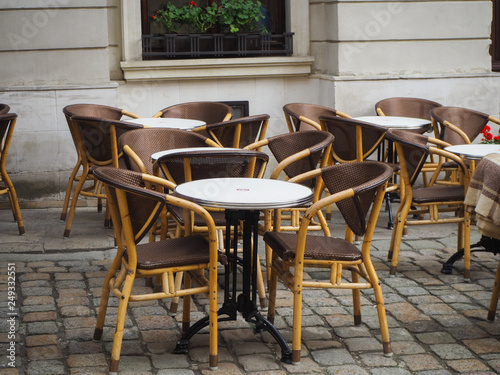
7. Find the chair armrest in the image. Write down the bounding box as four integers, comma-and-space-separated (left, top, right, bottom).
122, 145, 148, 174
298, 116, 322, 130
122, 110, 141, 119
336, 110, 352, 119
376, 108, 385, 116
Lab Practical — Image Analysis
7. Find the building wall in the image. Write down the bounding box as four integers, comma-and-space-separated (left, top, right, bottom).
0, 0, 498, 203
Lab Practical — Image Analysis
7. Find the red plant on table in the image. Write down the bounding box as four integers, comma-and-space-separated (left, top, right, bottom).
480, 125, 500, 144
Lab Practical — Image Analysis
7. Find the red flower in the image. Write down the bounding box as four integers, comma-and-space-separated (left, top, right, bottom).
482, 125, 491, 134
485, 132, 493, 140
151, 15, 156, 20
190, 1, 196, 6
495, 135, 500, 142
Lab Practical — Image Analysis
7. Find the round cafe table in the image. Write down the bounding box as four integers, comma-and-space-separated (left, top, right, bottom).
353, 115, 431, 132
445, 144, 500, 160
173, 177, 313, 364
127, 117, 205, 130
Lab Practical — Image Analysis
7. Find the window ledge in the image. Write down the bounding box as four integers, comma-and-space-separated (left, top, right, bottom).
120, 56, 314, 81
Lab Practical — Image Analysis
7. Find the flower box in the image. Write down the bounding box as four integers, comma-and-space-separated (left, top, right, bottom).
142, 32, 293, 60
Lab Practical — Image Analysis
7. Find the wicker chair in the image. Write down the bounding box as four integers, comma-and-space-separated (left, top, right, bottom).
245, 130, 335, 284
63, 115, 143, 238
0, 104, 10, 114
92, 167, 221, 374
283, 103, 351, 132
196, 114, 269, 148
319, 115, 399, 228
264, 161, 394, 363
60, 104, 140, 222
375, 97, 442, 123
385, 129, 472, 279
0, 113, 24, 234
156, 148, 269, 308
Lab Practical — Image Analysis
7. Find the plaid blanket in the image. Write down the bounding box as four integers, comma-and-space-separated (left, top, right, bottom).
464, 152, 500, 239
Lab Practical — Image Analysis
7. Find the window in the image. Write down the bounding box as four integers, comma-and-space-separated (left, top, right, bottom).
140, 0, 291, 60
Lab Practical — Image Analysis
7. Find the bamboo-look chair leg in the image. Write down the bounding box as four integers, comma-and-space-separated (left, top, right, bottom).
169, 272, 184, 315
266, 256, 279, 324
388, 194, 413, 275
60, 156, 82, 221
488, 260, 500, 321
368, 266, 392, 355
2, 169, 25, 235
291, 273, 304, 364
64, 167, 90, 238
351, 269, 362, 325
108, 272, 135, 375
256, 255, 267, 309
93, 255, 124, 341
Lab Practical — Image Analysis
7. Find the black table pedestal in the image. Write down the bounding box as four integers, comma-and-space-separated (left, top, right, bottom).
174, 209, 292, 364
441, 236, 500, 274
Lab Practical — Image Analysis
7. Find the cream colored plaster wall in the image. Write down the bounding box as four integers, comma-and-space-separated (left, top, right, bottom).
311, 0, 493, 76
0, 2, 110, 86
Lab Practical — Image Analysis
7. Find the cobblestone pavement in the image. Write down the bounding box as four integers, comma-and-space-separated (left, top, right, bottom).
1, 207, 500, 374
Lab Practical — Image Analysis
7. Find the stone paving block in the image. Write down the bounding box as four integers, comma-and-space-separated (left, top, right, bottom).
385, 302, 431, 323
310, 348, 355, 366
326, 364, 369, 375
238, 353, 281, 372
66, 353, 108, 368
27, 345, 63, 360
463, 337, 500, 354
199, 362, 244, 374
22, 311, 57, 323
446, 358, 490, 373
430, 343, 474, 360
344, 337, 383, 352
25, 334, 58, 347
26, 359, 66, 375
415, 331, 456, 345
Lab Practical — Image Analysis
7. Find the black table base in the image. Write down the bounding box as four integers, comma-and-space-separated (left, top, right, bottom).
174, 209, 293, 364
441, 236, 500, 274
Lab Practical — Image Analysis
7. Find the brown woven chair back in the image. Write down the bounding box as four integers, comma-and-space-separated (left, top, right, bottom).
375, 97, 442, 121
385, 129, 429, 186
63, 104, 124, 121
118, 128, 212, 174
283, 103, 340, 132
93, 167, 165, 243
205, 114, 269, 148
156, 101, 233, 125
431, 106, 489, 145
266, 131, 334, 186
157, 148, 268, 184
0, 104, 10, 115
71, 115, 143, 166
321, 161, 393, 236
319, 115, 386, 163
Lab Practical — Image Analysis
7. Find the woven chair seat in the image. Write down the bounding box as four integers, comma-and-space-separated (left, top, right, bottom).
413, 185, 464, 204
127, 234, 227, 270
263, 232, 362, 262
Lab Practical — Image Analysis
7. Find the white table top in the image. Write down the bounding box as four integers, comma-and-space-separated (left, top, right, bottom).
353, 116, 431, 130
175, 177, 314, 210
151, 147, 241, 161
445, 144, 500, 160
128, 117, 205, 130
